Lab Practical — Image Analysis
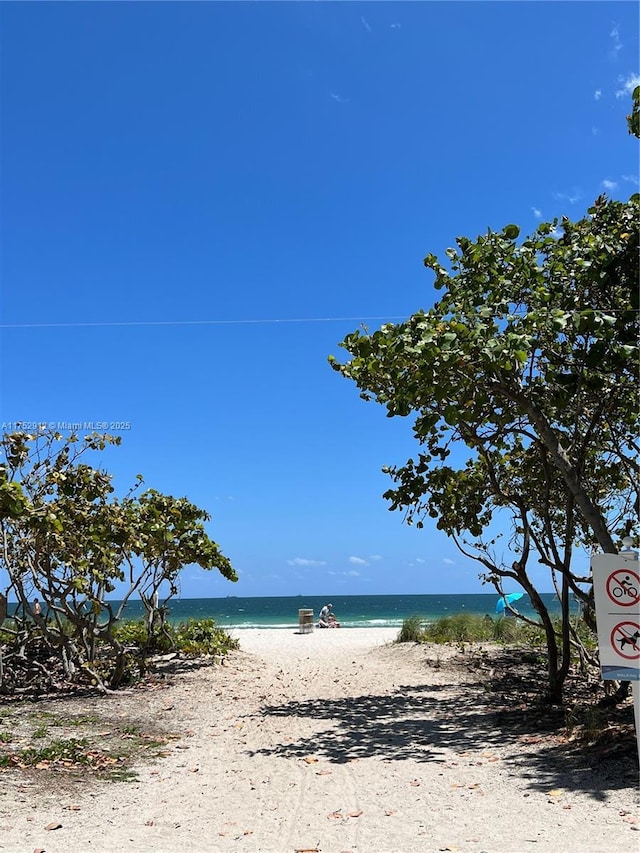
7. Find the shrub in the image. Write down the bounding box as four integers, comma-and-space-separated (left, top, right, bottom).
112, 619, 172, 652
172, 619, 239, 657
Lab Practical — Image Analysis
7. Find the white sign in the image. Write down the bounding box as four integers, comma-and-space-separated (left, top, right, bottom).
592, 551, 640, 681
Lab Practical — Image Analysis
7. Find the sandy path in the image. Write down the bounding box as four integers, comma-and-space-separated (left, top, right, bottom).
0, 628, 638, 853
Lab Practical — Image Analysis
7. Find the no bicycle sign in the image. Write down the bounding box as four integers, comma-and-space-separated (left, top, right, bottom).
592, 551, 640, 681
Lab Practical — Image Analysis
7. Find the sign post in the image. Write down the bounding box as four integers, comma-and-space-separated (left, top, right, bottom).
591, 546, 640, 761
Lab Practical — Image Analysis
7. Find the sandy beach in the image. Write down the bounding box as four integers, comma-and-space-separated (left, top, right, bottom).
1, 627, 638, 853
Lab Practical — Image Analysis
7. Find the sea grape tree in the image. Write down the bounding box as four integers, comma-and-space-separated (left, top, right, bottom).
331, 194, 638, 553
0, 428, 237, 690
330, 194, 638, 698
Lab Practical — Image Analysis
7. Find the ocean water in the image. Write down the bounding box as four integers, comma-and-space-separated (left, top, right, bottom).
110, 593, 573, 630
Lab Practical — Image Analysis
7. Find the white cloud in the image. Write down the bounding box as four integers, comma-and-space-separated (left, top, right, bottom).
553, 189, 582, 204
415, 557, 425, 564
347, 570, 361, 577
369, 554, 383, 561
592, 126, 599, 136
443, 558, 455, 566
390, 23, 401, 29
602, 178, 618, 190
287, 557, 326, 567
349, 556, 368, 566
531, 207, 542, 219
609, 23, 623, 57
330, 92, 349, 103
594, 89, 602, 101
615, 72, 640, 98
622, 174, 639, 186
361, 16, 372, 33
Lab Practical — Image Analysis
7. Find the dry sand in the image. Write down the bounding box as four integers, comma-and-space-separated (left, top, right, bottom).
1, 627, 638, 853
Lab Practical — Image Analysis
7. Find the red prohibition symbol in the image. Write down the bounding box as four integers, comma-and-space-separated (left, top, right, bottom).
606, 569, 640, 607
610, 622, 640, 660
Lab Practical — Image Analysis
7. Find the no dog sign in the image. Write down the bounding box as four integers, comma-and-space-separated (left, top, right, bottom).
592, 551, 640, 681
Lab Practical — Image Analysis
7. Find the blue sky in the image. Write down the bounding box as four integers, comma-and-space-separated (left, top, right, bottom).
1, 2, 638, 598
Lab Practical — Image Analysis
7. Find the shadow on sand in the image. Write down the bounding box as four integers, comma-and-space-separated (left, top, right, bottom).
247, 654, 638, 800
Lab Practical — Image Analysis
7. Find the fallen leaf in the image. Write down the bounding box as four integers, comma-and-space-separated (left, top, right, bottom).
315, 770, 332, 776
303, 757, 319, 764
45, 823, 62, 831
348, 810, 363, 818
327, 811, 343, 819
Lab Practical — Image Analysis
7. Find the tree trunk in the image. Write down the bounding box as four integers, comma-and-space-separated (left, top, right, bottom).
558, 569, 572, 687
524, 584, 564, 703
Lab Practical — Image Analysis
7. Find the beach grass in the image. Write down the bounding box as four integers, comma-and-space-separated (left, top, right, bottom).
397, 612, 596, 648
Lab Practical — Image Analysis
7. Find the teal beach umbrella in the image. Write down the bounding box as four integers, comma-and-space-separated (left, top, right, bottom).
495, 592, 525, 614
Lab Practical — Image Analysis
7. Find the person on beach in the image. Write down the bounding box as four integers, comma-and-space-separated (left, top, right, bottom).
327, 613, 341, 628
31, 598, 44, 624
317, 603, 333, 628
